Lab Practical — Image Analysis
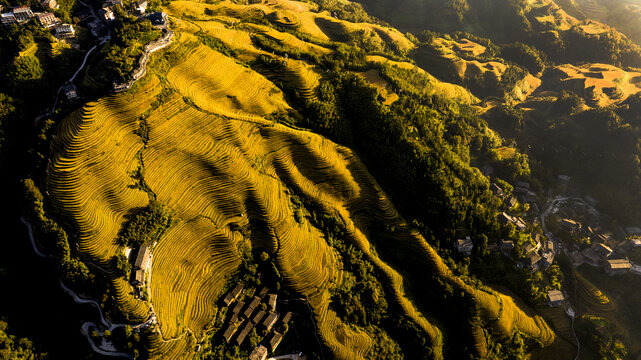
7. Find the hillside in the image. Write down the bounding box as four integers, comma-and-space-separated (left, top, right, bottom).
6, 0, 641, 357
31, 0, 562, 358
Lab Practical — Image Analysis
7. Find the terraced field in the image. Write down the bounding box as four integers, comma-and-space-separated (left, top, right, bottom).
541, 63, 641, 107
44, 0, 557, 358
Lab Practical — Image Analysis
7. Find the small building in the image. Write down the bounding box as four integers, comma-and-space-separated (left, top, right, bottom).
523, 242, 535, 254
500, 239, 514, 252
560, 219, 580, 232
625, 226, 641, 237
581, 247, 601, 267
604, 259, 631, 275
249, 345, 268, 360
629, 237, 641, 248
147, 11, 167, 25
133, 269, 145, 286
243, 296, 261, 318
37, 12, 58, 27
490, 183, 504, 197
62, 83, 78, 100
281, 311, 293, 324
53, 23, 75, 39
499, 212, 511, 223
258, 286, 269, 298
251, 310, 266, 324
456, 236, 473, 256
100, 7, 115, 21
134, 245, 151, 270
544, 241, 555, 254
630, 263, 641, 276
222, 323, 238, 343
261, 312, 279, 333
223, 282, 244, 306
481, 164, 494, 176
133, 0, 147, 15
13, 6, 34, 22
235, 321, 253, 346
525, 252, 542, 270
593, 243, 613, 259
547, 290, 565, 307
41, 0, 59, 10
516, 181, 530, 189
230, 313, 238, 324
267, 294, 277, 312
231, 300, 245, 315
507, 196, 517, 208
268, 331, 283, 351
1, 12, 16, 26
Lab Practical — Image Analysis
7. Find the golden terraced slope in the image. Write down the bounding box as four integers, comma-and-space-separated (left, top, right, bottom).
46, 0, 555, 358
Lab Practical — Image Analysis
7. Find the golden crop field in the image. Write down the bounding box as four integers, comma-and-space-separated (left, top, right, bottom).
45, 0, 556, 358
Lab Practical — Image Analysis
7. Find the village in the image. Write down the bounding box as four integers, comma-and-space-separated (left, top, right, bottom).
456, 167, 641, 310
1, 0, 170, 102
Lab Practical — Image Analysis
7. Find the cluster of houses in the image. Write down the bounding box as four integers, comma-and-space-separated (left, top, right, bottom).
219, 282, 292, 360
99, 0, 154, 22
1, 1, 75, 39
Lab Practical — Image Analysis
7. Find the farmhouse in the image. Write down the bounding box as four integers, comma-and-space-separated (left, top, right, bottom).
222, 323, 237, 343
100, 6, 115, 21
249, 345, 268, 360
282, 311, 292, 324
1, 12, 16, 26
500, 239, 514, 252
53, 24, 75, 39
41, 0, 59, 10
235, 321, 253, 346
262, 312, 279, 333
222, 282, 244, 306
560, 219, 580, 232
547, 290, 565, 307
13, 6, 34, 22
147, 11, 168, 26
604, 259, 631, 275
62, 83, 78, 100
243, 296, 261, 318
231, 300, 245, 315
456, 236, 473, 256
523, 242, 535, 254
629, 237, 641, 248
133, 269, 145, 286
268, 331, 283, 351
490, 183, 504, 196
267, 294, 277, 312
134, 245, 151, 270
593, 243, 613, 259
133, 0, 147, 15
37, 12, 59, 27
525, 252, 542, 270
251, 310, 266, 324
581, 247, 601, 267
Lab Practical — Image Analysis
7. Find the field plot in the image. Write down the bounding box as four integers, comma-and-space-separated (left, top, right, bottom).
544, 63, 641, 107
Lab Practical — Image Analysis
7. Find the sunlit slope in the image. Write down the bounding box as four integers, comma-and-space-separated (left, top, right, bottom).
48, 68, 554, 358
540, 63, 641, 107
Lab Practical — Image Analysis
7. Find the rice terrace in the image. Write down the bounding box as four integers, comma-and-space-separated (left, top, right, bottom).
6, 0, 641, 359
